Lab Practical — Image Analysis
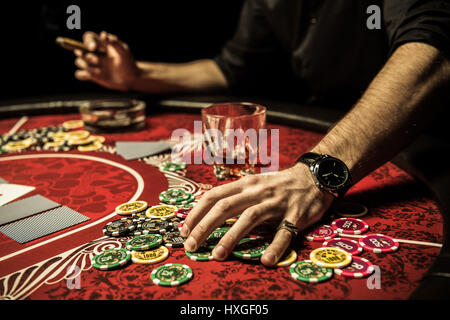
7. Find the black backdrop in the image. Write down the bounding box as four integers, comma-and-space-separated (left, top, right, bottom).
0, 1, 244, 100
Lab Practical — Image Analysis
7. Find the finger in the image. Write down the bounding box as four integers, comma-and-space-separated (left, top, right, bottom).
83, 31, 99, 52
212, 200, 279, 261
84, 53, 100, 66
75, 58, 101, 76
74, 49, 84, 57
260, 226, 293, 266
183, 188, 266, 252
74, 70, 91, 81
180, 181, 245, 237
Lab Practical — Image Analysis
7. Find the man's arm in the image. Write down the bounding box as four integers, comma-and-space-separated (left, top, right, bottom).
181, 42, 450, 267
310, 42, 450, 183
74, 31, 228, 93
132, 59, 228, 94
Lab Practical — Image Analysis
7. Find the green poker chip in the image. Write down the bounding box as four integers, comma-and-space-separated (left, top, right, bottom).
159, 189, 194, 204
289, 260, 333, 283
232, 237, 269, 260
126, 234, 163, 251
159, 161, 187, 172
91, 248, 131, 270
206, 228, 230, 249
185, 246, 214, 261
151, 263, 193, 286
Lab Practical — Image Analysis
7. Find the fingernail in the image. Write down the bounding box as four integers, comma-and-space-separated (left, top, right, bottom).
184, 236, 197, 252
180, 224, 189, 237
213, 245, 227, 260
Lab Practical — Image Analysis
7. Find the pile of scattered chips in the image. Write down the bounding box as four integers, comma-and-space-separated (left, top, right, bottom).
0, 120, 105, 153
159, 161, 186, 173
291, 203, 399, 283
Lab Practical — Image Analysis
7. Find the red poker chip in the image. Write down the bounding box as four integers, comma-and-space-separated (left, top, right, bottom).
322, 238, 363, 255
334, 256, 375, 278
359, 234, 399, 253
178, 221, 185, 232
176, 211, 189, 219
305, 225, 337, 241
331, 217, 369, 235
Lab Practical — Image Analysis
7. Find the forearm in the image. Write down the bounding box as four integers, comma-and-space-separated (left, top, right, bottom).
132, 59, 228, 94
310, 42, 450, 182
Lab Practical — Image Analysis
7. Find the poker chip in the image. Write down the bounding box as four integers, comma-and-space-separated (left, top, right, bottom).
178, 221, 185, 232
163, 231, 186, 248
159, 161, 187, 172
91, 136, 106, 144
289, 260, 333, 283
310, 247, 352, 269
175, 211, 189, 219
151, 263, 193, 287
334, 202, 368, 218
115, 200, 148, 216
102, 218, 136, 237
132, 210, 148, 222
168, 216, 183, 231
276, 249, 298, 267
145, 204, 177, 219
222, 217, 238, 227
91, 248, 131, 270
43, 141, 65, 150
78, 142, 103, 152
305, 225, 337, 241
62, 120, 84, 130
65, 130, 90, 140
176, 203, 194, 211
205, 227, 229, 249
139, 219, 171, 234
359, 234, 399, 253
159, 189, 194, 205
131, 246, 169, 264
331, 217, 369, 235
232, 237, 269, 260
334, 256, 375, 278
185, 246, 214, 261
323, 238, 363, 255
126, 234, 163, 251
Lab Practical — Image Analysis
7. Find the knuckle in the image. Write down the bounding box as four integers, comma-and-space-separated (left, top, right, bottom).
243, 175, 258, 185
215, 199, 231, 212
243, 207, 261, 220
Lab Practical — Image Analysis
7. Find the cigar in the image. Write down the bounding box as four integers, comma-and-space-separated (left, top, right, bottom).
56, 37, 106, 54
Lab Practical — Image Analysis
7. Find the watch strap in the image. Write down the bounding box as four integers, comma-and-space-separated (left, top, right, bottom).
297, 152, 322, 166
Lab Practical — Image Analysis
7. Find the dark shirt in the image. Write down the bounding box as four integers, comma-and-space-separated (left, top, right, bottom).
215, 0, 450, 108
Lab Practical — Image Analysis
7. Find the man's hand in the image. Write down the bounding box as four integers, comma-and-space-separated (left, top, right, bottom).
74, 31, 140, 91
180, 164, 334, 266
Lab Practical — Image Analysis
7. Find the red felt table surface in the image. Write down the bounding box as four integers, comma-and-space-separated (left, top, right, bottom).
0, 112, 443, 300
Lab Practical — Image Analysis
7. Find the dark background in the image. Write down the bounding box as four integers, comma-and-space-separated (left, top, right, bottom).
0, 1, 244, 101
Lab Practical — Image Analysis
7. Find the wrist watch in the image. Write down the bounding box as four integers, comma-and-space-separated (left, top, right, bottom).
296, 152, 353, 198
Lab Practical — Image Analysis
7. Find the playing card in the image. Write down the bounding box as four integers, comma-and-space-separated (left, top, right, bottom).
0, 183, 36, 207
116, 141, 171, 160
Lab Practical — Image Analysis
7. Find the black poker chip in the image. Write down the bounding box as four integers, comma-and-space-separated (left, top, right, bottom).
163, 231, 186, 248
132, 210, 148, 222
139, 219, 172, 235
103, 218, 136, 237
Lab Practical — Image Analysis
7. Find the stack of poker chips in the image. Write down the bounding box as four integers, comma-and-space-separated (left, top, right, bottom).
0, 120, 105, 153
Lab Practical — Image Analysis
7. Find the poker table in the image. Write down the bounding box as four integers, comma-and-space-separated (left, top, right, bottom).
0, 94, 449, 301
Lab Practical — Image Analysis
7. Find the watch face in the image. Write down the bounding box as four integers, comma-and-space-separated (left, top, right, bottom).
315, 158, 349, 189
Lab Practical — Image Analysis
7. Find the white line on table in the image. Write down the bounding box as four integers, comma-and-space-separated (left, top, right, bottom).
7, 116, 28, 135
341, 234, 443, 248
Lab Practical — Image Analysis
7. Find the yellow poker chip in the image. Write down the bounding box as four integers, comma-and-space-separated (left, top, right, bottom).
66, 130, 90, 140
2, 141, 30, 151
276, 249, 298, 267
78, 142, 103, 152
68, 136, 94, 146
115, 200, 148, 216
131, 246, 169, 264
145, 205, 177, 219
62, 120, 84, 130
48, 131, 68, 140
334, 202, 368, 218
310, 247, 352, 269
